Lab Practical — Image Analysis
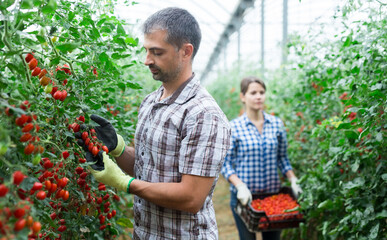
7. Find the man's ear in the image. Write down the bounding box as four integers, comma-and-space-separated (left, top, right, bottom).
181, 43, 194, 59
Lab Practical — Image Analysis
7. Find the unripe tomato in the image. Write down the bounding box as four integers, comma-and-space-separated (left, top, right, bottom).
0, 184, 9, 197
14, 218, 26, 231
44, 84, 53, 93
13, 171, 25, 185
28, 58, 38, 70
32, 221, 41, 234
24, 143, 35, 155
31, 67, 41, 76
25, 53, 34, 63
38, 68, 47, 79
39, 76, 50, 86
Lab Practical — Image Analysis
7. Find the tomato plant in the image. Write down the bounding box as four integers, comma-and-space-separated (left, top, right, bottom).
0, 0, 147, 239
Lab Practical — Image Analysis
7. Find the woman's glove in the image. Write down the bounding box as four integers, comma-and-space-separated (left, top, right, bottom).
75, 114, 125, 158
290, 177, 303, 198
87, 151, 134, 192
235, 183, 252, 206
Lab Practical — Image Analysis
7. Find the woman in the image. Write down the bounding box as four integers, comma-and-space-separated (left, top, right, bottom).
221, 76, 302, 240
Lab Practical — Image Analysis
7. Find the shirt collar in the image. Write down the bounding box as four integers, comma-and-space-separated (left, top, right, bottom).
242, 111, 272, 126
155, 73, 198, 105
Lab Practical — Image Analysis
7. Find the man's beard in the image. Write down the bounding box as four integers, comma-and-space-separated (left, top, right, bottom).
149, 63, 182, 83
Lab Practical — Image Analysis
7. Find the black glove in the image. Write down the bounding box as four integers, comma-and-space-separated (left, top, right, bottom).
85, 150, 105, 171
88, 114, 118, 152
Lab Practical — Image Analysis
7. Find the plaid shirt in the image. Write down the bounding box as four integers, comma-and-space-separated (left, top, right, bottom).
133, 74, 231, 239
221, 113, 292, 194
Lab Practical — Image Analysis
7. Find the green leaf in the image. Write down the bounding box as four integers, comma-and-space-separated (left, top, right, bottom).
68, 11, 76, 22
117, 82, 125, 91
35, 35, 46, 44
337, 123, 352, 129
116, 218, 133, 228
117, 24, 126, 35
318, 199, 332, 209
329, 147, 342, 154
369, 223, 379, 239
375, 210, 387, 219
0, 0, 15, 10
382, 174, 387, 181
304, 93, 312, 101
344, 130, 358, 140
343, 177, 365, 190
42, 0, 57, 14
56, 42, 81, 53
99, 52, 109, 62
21, 0, 34, 9
127, 82, 142, 90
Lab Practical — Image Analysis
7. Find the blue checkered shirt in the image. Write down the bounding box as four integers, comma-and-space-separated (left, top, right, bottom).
221, 112, 292, 194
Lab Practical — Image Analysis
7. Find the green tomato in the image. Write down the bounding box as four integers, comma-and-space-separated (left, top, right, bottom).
33, 154, 41, 165
0, 143, 8, 156
44, 84, 53, 94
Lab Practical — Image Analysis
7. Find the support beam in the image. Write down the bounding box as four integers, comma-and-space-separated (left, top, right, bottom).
200, 0, 255, 82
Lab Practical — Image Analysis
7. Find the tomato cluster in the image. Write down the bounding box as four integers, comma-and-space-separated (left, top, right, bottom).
251, 193, 303, 229
6, 101, 44, 156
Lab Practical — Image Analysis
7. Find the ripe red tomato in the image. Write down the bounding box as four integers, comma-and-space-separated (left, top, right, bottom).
14, 208, 26, 218
31, 67, 41, 76
24, 143, 35, 155
25, 53, 34, 63
62, 190, 69, 201
92, 146, 99, 156
22, 123, 34, 132
99, 215, 105, 224
20, 133, 32, 142
82, 131, 89, 141
15, 114, 28, 126
77, 115, 85, 122
50, 212, 57, 220
28, 58, 38, 70
111, 210, 116, 217
13, 171, 25, 185
14, 218, 26, 231
36, 191, 46, 200
58, 177, 69, 188
31, 182, 43, 191
102, 145, 109, 154
62, 151, 70, 159
53, 90, 63, 100
0, 184, 9, 197
57, 225, 67, 232
32, 221, 42, 234
59, 90, 67, 101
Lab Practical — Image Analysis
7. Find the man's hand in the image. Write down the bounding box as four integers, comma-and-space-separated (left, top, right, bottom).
75, 114, 125, 158
290, 177, 302, 198
235, 183, 252, 206
87, 151, 134, 192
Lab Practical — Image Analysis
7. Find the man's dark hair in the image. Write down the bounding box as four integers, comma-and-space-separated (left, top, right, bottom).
143, 7, 202, 60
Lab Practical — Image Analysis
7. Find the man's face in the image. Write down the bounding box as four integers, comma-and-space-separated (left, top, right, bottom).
143, 29, 183, 83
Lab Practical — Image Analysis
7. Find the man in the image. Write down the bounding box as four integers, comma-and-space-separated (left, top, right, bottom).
77, 7, 231, 239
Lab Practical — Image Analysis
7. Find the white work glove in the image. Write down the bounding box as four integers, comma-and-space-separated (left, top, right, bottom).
235, 183, 252, 206
290, 177, 303, 198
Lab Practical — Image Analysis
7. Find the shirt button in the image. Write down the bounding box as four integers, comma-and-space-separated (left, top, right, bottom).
138, 175, 141, 180
141, 152, 144, 156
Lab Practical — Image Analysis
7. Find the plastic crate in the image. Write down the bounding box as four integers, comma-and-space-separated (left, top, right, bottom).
234, 186, 305, 232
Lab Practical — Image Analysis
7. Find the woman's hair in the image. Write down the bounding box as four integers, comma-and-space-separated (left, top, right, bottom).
240, 76, 266, 95
142, 7, 202, 60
